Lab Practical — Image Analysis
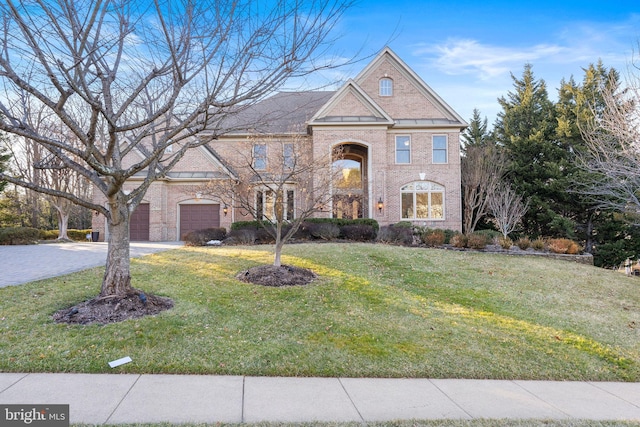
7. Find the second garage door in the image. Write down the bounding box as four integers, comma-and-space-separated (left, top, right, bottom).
130, 203, 150, 241
179, 204, 220, 239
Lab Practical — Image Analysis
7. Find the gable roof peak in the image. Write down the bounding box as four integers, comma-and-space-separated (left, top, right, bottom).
308, 79, 393, 126
355, 46, 467, 126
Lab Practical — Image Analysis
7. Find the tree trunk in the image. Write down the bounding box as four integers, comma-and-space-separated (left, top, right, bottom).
585, 216, 595, 254
273, 222, 283, 267
56, 207, 70, 240
100, 202, 133, 297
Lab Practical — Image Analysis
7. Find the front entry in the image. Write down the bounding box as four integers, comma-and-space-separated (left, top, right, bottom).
332, 143, 368, 219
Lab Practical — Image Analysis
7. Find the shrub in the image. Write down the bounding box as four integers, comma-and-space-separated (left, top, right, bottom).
532, 238, 546, 251
450, 233, 467, 248
224, 228, 256, 245
39, 229, 93, 241
340, 224, 377, 241
39, 229, 59, 240
392, 221, 414, 229
377, 225, 413, 246
421, 229, 446, 247
474, 229, 502, 243
230, 220, 265, 231
443, 229, 457, 244
467, 232, 488, 249
548, 238, 582, 255
306, 222, 340, 240
303, 217, 379, 231
183, 228, 227, 246
0, 227, 40, 245
498, 237, 513, 249
68, 229, 92, 241
516, 237, 531, 250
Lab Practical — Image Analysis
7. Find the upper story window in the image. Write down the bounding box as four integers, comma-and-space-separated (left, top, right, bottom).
253, 144, 267, 170
379, 78, 393, 96
283, 143, 294, 169
432, 135, 448, 164
395, 135, 411, 164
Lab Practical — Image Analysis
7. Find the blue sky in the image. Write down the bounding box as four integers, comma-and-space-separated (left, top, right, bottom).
317, 0, 640, 125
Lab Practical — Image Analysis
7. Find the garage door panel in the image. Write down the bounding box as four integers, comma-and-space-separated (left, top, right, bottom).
180, 204, 220, 239
130, 203, 150, 241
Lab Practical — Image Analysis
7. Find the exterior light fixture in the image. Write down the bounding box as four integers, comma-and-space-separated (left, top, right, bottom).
223, 204, 228, 217
377, 197, 384, 212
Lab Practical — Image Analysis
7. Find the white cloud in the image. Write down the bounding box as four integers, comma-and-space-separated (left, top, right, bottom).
413, 39, 569, 80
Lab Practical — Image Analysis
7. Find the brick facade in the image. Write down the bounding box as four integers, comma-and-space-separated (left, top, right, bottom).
92, 47, 466, 241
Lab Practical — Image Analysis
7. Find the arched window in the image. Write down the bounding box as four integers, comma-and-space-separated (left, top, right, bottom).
379, 78, 393, 96
401, 181, 445, 220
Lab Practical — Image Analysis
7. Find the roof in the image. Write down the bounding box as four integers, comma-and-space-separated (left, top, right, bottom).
219, 91, 335, 135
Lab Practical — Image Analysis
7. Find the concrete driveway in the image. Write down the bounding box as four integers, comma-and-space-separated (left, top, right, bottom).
0, 241, 182, 288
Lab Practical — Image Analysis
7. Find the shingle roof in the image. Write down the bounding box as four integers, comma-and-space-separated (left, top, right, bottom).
220, 91, 335, 135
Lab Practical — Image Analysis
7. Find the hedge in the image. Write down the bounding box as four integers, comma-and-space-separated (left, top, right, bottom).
0, 227, 41, 245
231, 218, 379, 232
39, 229, 92, 241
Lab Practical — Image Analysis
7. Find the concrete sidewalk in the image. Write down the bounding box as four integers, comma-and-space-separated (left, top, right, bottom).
0, 373, 639, 424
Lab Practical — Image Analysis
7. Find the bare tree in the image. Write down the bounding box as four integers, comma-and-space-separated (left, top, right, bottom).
579, 66, 640, 220
202, 133, 343, 267
5, 100, 91, 239
0, 1, 351, 300
461, 143, 505, 233
488, 183, 529, 238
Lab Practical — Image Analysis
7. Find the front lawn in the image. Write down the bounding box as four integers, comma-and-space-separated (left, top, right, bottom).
1, 243, 638, 381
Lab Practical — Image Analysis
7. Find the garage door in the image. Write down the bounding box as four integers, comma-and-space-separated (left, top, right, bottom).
180, 204, 220, 239
130, 203, 150, 241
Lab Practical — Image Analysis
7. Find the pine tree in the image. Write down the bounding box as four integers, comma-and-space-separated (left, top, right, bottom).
495, 64, 565, 237
555, 61, 622, 252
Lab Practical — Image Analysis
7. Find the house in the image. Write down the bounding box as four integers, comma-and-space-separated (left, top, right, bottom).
91, 47, 466, 241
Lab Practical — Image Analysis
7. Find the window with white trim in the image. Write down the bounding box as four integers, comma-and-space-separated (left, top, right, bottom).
379, 78, 393, 96
253, 144, 267, 170
401, 181, 445, 220
395, 135, 411, 164
256, 189, 295, 221
432, 135, 448, 164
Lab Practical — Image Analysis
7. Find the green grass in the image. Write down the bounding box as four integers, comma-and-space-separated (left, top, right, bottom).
1, 243, 639, 381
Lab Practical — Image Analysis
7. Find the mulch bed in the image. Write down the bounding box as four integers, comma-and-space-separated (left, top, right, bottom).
52, 290, 174, 325
236, 264, 317, 287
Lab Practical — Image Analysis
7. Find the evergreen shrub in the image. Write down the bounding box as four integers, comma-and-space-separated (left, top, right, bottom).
340, 224, 377, 241
377, 225, 413, 246
0, 227, 40, 245
183, 228, 227, 246
225, 228, 256, 245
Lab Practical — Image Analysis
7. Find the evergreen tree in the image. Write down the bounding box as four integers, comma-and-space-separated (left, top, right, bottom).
461, 108, 490, 151
495, 64, 566, 237
555, 61, 621, 253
